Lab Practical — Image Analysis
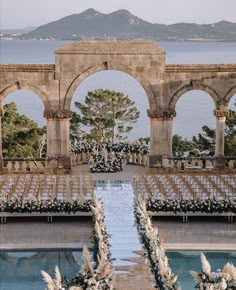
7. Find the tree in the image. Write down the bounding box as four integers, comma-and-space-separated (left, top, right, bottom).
192, 125, 216, 156
190, 101, 236, 156
2, 102, 46, 158
74, 89, 140, 142
70, 111, 85, 149
224, 105, 236, 156
172, 134, 196, 157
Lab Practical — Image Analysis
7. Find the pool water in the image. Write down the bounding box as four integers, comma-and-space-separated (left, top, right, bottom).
167, 251, 236, 290
0, 249, 88, 290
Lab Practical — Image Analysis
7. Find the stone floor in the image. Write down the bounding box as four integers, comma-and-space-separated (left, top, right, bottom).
0, 216, 93, 250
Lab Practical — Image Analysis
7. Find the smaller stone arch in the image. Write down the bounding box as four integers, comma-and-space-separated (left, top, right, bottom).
224, 85, 236, 103
63, 64, 155, 111
168, 81, 220, 110
0, 82, 49, 108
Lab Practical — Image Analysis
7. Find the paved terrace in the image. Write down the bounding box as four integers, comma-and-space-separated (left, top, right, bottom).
0, 165, 235, 289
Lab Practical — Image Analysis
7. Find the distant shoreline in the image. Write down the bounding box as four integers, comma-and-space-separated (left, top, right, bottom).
1, 37, 236, 42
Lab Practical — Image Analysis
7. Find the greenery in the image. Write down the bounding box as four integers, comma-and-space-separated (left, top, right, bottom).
2, 102, 46, 158
74, 89, 140, 143
146, 198, 236, 214
0, 199, 92, 214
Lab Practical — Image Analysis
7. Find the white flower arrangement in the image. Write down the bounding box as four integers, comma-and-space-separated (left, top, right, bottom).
134, 196, 179, 290
0, 199, 91, 214
190, 253, 236, 290
146, 198, 235, 214
71, 141, 149, 155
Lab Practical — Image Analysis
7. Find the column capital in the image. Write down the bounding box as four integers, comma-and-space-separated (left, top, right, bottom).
147, 109, 176, 119
44, 109, 72, 119
213, 109, 229, 119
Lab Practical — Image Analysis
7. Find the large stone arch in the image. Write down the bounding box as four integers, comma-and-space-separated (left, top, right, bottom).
63, 64, 155, 110
168, 82, 220, 110
0, 82, 49, 108
224, 85, 236, 104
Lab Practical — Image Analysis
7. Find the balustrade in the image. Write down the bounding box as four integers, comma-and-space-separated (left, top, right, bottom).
3, 158, 46, 173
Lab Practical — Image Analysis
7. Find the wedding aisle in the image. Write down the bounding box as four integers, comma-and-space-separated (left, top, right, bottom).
95, 180, 155, 289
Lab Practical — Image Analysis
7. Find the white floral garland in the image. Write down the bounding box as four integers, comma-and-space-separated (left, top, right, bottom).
41, 198, 113, 290
134, 196, 179, 290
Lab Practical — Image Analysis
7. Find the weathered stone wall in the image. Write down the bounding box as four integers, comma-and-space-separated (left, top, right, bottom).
0, 41, 236, 170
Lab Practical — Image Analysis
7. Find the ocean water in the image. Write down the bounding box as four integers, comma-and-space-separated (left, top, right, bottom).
0, 40, 236, 140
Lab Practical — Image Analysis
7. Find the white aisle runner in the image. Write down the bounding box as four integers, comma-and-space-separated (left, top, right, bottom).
95, 180, 142, 267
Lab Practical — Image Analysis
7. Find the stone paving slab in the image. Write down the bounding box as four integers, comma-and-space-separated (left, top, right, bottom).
113, 251, 156, 290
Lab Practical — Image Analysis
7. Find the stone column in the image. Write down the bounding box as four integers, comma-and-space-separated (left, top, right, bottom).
214, 109, 228, 168
44, 109, 72, 172
148, 110, 175, 168
0, 107, 3, 170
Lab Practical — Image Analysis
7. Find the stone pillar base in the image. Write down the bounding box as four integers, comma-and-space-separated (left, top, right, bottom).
148, 155, 172, 168
214, 156, 226, 170
46, 156, 71, 174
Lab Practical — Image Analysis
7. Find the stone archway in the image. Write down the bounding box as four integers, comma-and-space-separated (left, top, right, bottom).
224, 85, 236, 104
1, 42, 236, 171
0, 82, 49, 107
55, 41, 165, 113
168, 82, 220, 111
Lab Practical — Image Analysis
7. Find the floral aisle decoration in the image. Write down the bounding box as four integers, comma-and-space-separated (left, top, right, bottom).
71, 141, 149, 156
146, 198, 236, 214
190, 253, 236, 290
71, 141, 149, 171
42, 198, 113, 290
89, 149, 125, 173
134, 196, 179, 290
0, 199, 91, 214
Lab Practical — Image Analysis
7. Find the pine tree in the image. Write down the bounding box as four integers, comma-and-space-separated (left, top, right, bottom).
74, 89, 140, 142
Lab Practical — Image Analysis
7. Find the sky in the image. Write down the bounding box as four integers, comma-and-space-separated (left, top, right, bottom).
1, 0, 236, 29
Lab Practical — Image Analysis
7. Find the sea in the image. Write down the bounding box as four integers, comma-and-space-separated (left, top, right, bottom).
0, 39, 236, 140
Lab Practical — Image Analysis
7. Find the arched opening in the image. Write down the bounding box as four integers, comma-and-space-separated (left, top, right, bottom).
2, 89, 46, 158
173, 90, 215, 156
69, 70, 150, 171
70, 70, 150, 142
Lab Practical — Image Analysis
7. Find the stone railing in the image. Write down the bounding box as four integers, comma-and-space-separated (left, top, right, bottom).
71, 152, 148, 167
71, 153, 236, 170
3, 158, 47, 173
170, 156, 236, 171
71, 152, 92, 165
225, 156, 236, 169
170, 157, 215, 170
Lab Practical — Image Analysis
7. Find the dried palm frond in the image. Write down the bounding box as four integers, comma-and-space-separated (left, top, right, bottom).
200, 253, 211, 276
54, 265, 62, 287
223, 262, 236, 282
41, 270, 56, 290
190, 270, 203, 284
83, 246, 95, 274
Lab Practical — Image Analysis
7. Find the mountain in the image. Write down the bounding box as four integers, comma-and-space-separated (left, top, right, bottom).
23, 9, 236, 41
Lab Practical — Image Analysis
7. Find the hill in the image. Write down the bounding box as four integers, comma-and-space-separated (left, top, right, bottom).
24, 9, 236, 41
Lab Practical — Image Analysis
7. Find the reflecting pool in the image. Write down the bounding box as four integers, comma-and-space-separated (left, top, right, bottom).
0, 249, 88, 290
167, 251, 236, 290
